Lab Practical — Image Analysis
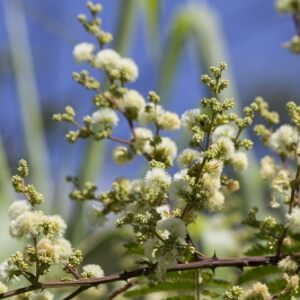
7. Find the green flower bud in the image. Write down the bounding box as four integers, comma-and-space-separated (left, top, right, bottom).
52, 114, 63, 122
148, 91, 160, 103
65, 106, 76, 117
77, 14, 87, 22
17, 159, 29, 178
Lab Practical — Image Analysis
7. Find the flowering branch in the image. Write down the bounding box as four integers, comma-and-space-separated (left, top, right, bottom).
2, 2, 300, 300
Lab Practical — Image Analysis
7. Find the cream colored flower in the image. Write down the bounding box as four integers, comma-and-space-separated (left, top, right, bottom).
82, 264, 105, 278
286, 207, 300, 234
158, 111, 181, 131
73, 42, 94, 63
92, 108, 119, 125
231, 152, 248, 172
95, 49, 120, 70
8, 200, 31, 220
117, 58, 139, 82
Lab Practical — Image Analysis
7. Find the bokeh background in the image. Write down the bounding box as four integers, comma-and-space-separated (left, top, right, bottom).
0, 0, 299, 294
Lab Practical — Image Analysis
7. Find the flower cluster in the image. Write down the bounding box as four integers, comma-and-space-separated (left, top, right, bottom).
56, 5, 263, 279
275, 0, 300, 53
2, 2, 300, 299
65, 53, 257, 277
0, 160, 104, 298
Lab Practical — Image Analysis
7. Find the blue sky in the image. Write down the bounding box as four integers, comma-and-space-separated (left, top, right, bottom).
0, 0, 299, 183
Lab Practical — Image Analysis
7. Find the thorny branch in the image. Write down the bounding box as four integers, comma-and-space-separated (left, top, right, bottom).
2, 253, 300, 299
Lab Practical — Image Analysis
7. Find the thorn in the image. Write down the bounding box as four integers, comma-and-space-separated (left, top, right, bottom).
211, 266, 216, 274
237, 265, 244, 273
211, 250, 218, 259
121, 269, 129, 282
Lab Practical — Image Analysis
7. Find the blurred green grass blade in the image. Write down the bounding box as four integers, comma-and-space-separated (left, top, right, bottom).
0, 136, 20, 261
69, 1, 138, 245
3, 0, 52, 206
68, 141, 107, 244
187, 3, 238, 103
158, 11, 190, 96
139, 0, 160, 53
114, 0, 138, 55
0, 136, 13, 205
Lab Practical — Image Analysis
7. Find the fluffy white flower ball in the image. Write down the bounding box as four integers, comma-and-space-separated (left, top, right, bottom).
145, 168, 172, 190
9, 211, 44, 239
156, 218, 187, 240
31, 291, 54, 300
8, 200, 31, 220
270, 124, 299, 155
118, 58, 139, 82
138, 103, 165, 126
177, 149, 202, 169
181, 108, 201, 132
205, 191, 225, 212
131, 127, 153, 154
0, 281, 7, 293
286, 207, 300, 234
158, 111, 181, 131
73, 42, 95, 63
92, 108, 119, 125
82, 264, 105, 278
231, 152, 248, 172
260, 156, 276, 179
120, 89, 145, 110
95, 49, 121, 70
212, 124, 236, 143
244, 282, 271, 300
0, 260, 19, 283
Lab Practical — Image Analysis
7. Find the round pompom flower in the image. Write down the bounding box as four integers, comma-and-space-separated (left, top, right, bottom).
95, 49, 121, 71
9, 211, 44, 239
181, 108, 201, 132
82, 264, 105, 278
117, 58, 139, 82
8, 200, 31, 220
73, 42, 94, 63
269, 125, 298, 156
286, 207, 300, 234
231, 152, 248, 172
92, 108, 119, 125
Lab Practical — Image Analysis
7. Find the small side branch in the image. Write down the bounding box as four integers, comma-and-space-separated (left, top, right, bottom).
107, 279, 138, 300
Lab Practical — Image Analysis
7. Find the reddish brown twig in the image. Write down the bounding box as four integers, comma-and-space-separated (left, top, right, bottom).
2, 253, 300, 299
107, 279, 138, 300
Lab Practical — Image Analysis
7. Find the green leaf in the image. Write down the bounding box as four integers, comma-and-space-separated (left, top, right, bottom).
123, 241, 144, 256
166, 270, 197, 282
202, 289, 221, 298
123, 281, 196, 297
162, 296, 195, 300
238, 266, 280, 284
123, 270, 230, 299
244, 244, 272, 256
267, 278, 286, 294
201, 271, 231, 289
